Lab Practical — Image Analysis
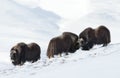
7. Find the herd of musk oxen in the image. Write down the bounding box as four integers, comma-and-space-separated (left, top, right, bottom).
10, 25, 111, 66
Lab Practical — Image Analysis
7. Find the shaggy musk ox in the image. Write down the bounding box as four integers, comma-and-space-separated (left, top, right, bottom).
77, 25, 111, 50
47, 32, 79, 58
10, 42, 41, 66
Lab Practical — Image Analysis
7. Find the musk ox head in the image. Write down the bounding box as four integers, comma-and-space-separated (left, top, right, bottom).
80, 38, 87, 46
62, 32, 79, 53
10, 47, 22, 65
77, 27, 96, 50
10, 42, 27, 66
76, 38, 88, 49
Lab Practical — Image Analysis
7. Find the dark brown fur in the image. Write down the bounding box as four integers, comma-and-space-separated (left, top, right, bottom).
62, 32, 79, 52
10, 42, 41, 66
25, 43, 41, 63
47, 34, 73, 59
78, 25, 111, 50
94, 26, 111, 46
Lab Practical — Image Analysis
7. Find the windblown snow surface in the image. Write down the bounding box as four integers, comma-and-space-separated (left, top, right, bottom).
0, 0, 120, 78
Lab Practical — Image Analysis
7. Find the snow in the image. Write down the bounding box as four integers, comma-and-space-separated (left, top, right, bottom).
0, 0, 120, 78
0, 0, 61, 53
13, 0, 39, 8
39, 0, 91, 19
0, 44, 120, 78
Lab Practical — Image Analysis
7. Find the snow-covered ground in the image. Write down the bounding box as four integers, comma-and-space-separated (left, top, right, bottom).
0, 44, 120, 78
0, 0, 120, 78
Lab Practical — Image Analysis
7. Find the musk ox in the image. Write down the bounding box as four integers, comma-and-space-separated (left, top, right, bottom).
10, 42, 41, 66
47, 32, 78, 59
77, 25, 111, 50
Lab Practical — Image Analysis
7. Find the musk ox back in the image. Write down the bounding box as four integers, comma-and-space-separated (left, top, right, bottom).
95, 26, 111, 46
47, 34, 73, 58
10, 42, 41, 66
25, 43, 41, 63
78, 25, 111, 50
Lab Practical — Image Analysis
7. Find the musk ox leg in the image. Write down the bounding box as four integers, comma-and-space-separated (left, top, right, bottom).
48, 55, 54, 59
35, 54, 40, 61
47, 49, 54, 59
49, 53, 54, 59
31, 57, 40, 63
103, 43, 108, 47
88, 42, 94, 49
82, 41, 94, 50
65, 52, 68, 55
20, 61, 24, 66
69, 46, 77, 53
82, 46, 90, 50
103, 37, 110, 47
32, 60, 36, 63
59, 53, 62, 57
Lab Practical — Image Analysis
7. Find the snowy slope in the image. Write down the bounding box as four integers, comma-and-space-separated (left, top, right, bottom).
0, 0, 61, 53
0, 44, 120, 78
